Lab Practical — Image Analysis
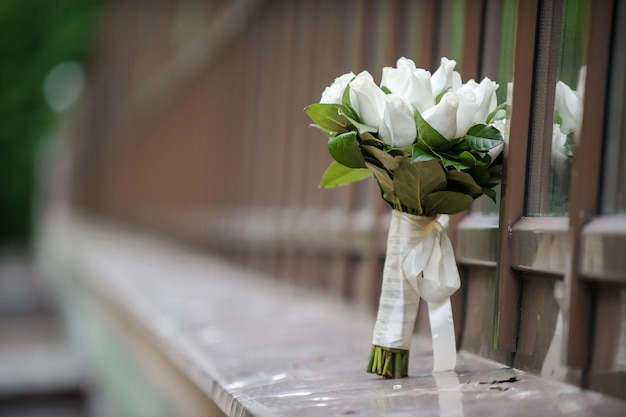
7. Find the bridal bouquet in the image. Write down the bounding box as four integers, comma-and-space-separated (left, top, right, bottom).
304, 57, 505, 378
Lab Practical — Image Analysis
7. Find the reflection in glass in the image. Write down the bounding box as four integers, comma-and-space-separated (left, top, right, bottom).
525, 0, 588, 216
548, 72, 584, 214
543, 0, 587, 216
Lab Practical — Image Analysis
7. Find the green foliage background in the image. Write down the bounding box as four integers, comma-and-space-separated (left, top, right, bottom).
0, 0, 101, 246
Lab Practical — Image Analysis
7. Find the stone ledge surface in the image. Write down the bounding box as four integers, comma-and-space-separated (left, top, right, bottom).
38, 212, 626, 417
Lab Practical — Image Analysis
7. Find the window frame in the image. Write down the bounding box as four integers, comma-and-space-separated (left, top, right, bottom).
456, 0, 620, 373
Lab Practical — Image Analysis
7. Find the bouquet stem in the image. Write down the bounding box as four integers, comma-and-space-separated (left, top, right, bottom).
366, 345, 409, 378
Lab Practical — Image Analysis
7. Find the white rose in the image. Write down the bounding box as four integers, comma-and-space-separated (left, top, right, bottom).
396, 56, 418, 70
422, 92, 459, 140
381, 61, 413, 96
405, 69, 436, 113
320, 72, 355, 104
554, 81, 578, 135
488, 142, 504, 161
382, 59, 435, 114
349, 71, 387, 128
454, 77, 499, 137
378, 95, 417, 148
430, 57, 461, 96
473, 78, 498, 123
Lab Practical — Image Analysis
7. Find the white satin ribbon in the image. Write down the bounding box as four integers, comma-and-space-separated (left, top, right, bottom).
372, 210, 461, 372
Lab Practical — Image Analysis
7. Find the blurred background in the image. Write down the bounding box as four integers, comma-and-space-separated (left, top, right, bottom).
1, 1, 103, 415
9, 0, 623, 416
1, 1, 473, 414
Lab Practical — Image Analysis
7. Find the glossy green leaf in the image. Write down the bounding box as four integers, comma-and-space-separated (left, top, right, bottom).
465, 124, 504, 151
431, 149, 471, 170
362, 145, 402, 171
319, 160, 372, 188
459, 150, 492, 167
446, 170, 483, 198
481, 186, 497, 203
393, 159, 447, 214
327, 131, 366, 168
338, 107, 378, 135
458, 151, 476, 166
304, 103, 351, 136
342, 82, 352, 108
365, 162, 395, 200
422, 191, 473, 215
309, 123, 337, 137
411, 142, 438, 163
414, 110, 458, 151
468, 167, 492, 185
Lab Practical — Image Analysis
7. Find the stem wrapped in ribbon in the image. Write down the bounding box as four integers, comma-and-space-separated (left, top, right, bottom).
368, 211, 460, 377
305, 57, 506, 378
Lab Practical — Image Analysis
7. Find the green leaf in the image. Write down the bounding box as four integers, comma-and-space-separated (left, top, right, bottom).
393, 159, 447, 214
414, 110, 458, 151
309, 123, 337, 137
468, 167, 491, 185
422, 191, 474, 215
304, 104, 351, 136
338, 107, 378, 135
342, 82, 352, 108
486, 102, 507, 124
359, 133, 386, 148
362, 145, 402, 171
381, 86, 392, 95
451, 140, 470, 153
465, 124, 504, 151
412, 142, 438, 163
458, 151, 476, 166
327, 131, 366, 168
320, 160, 372, 188
365, 162, 396, 203
446, 170, 483, 198
435, 88, 449, 104
459, 150, 492, 167
481, 186, 497, 203
431, 149, 471, 170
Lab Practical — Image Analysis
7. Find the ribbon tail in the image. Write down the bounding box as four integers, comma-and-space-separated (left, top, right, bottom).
428, 298, 457, 372
421, 226, 460, 373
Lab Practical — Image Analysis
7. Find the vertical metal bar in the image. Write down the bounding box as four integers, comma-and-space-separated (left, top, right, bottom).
564, 0, 615, 369
601, 0, 626, 214
461, 0, 486, 80
496, 0, 540, 352
481, 0, 505, 81
418, 0, 437, 68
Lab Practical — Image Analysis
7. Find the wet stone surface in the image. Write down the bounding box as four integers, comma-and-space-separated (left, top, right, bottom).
41, 216, 626, 417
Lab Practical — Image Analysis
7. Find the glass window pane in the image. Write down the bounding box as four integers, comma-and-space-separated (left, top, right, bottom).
526, 0, 588, 216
